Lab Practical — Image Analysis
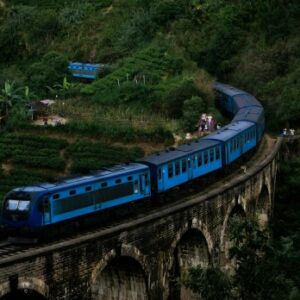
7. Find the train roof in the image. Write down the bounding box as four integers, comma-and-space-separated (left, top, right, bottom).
10, 163, 148, 193
139, 140, 220, 166
68, 62, 101, 68
233, 94, 262, 109
202, 121, 254, 142
214, 82, 246, 97
232, 106, 264, 123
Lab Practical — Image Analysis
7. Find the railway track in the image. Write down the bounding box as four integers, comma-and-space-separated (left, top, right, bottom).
0, 242, 25, 258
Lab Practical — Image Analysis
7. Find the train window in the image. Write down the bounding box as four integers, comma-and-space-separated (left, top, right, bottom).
197, 153, 202, 167
175, 161, 180, 176
182, 159, 187, 173
69, 190, 76, 196
158, 168, 162, 180
85, 186, 92, 192
101, 182, 108, 188
188, 159, 191, 168
230, 141, 233, 152
53, 194, 60, 199
210, 149, 214, 162
168, 163, 173, 178
115, 179, 122, 184
204, 151, 208, 164
6, 200, 18, 211
6, 200, 30, 211
216, 147, 220, 160
127, 176, 133, 181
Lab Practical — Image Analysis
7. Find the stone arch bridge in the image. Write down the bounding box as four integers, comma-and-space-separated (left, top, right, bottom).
0, 137, 282, 300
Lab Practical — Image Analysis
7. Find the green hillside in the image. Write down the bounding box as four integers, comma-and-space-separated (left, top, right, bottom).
0, 0, 299, 197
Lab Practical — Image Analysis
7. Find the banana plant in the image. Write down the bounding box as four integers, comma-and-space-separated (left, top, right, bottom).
0, 80, 23, 116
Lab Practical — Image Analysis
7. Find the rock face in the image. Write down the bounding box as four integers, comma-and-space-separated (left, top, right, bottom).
0, 139, 281, 300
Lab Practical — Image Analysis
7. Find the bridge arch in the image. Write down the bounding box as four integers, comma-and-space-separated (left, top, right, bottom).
220, 200, 246, 272
256, 184, 271, 229
168, 223, 212, 300
0, 277, 48, 300
91, 244, 149, 300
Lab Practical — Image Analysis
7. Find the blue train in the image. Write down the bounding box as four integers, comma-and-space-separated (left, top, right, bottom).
0, 83, 264, 241
68, 62, 103, 80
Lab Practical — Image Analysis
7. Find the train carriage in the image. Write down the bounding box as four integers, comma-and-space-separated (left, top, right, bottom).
202, 121, 257, 165
139, 140, 222, 194
232, 106, 265, 142
215, 82, 261, 115
2, 163, 151, 232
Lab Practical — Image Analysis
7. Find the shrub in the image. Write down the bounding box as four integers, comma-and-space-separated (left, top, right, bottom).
26, 51, 69, 95
182, 96, 207, 132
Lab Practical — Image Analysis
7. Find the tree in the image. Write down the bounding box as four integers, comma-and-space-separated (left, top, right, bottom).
184, 217, 300, 300
48, 77, 77, 100
0, 80, 23, 116
183, 265, 232, 300
26, 51, 69, 96
182, 96, 206, 132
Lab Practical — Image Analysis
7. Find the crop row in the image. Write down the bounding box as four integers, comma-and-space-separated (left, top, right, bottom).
11, 155, 65, 171
82, 47, 174, 93
0, 144, 61, 157
65, 141, 144, 173
0, 168, 56, 202
0, 133, 68, 149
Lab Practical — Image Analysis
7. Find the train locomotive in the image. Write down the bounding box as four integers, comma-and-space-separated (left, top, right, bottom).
0, 83, 264, 242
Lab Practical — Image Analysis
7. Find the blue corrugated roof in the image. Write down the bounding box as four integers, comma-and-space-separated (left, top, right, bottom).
68, 62, 101, 68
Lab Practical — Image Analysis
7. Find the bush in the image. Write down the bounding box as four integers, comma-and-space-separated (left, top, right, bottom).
182, 96, 207, 131
26, 51, 69, 95
159, 76, 200, 118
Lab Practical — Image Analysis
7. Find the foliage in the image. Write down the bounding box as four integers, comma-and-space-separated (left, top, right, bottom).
184, 216, 300, 300
0, 80, 25, 116
181, 96, 206, 132
25, 51, 69, 96
183, 266, 232, 300
65, 141, 144, 173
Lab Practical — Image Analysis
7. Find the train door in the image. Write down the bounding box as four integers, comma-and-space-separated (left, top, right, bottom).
139, 173, 146, 195
42, 197, 51, 225
225, 142, 230, 164
187, 157, 193, 180
157, 166, 164, 192
239, 133, 243, 155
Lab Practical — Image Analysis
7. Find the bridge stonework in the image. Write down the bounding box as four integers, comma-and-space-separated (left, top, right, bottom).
0, 139, 281, 300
